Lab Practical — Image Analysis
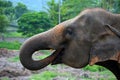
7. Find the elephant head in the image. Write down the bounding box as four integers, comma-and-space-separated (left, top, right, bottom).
20, 8, 120, 79
20, 19, 91, 70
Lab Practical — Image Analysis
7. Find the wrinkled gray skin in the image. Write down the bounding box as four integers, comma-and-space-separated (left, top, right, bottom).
20, 8, 120, 79
105, 25, 120, 38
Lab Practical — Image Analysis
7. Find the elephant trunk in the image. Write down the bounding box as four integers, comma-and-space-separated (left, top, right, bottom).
20, 25, 64, 70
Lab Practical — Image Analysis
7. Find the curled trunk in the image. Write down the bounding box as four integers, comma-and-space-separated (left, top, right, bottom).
20, 25, 64, 70
20, 32, 52, 70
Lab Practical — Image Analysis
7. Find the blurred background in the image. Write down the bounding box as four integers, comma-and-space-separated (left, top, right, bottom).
0, 0, 119, 80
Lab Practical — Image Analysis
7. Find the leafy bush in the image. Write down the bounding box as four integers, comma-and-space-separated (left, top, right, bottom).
0, 41, 21, 50
18, 12, 52, 37
0, 15, 9, 33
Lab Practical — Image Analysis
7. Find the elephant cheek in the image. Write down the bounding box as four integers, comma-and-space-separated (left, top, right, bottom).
61, 40, 91, 68
62, 48, 89, 68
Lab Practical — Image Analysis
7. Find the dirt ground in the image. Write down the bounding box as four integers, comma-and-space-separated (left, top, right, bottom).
0, 48, 116, 80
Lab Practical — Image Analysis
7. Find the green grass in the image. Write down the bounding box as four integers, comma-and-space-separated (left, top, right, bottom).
30, 71, 58, 80
40, 50, 52, 55
5, 50, 116, 80
30, 68, 114, 80
84, 65, 106, 72
7, 50, 51, 62
30, 71, 77, 80
0, 77, 9, 80
33, 50, 51, 59
4, 32, 25, 38
0, 41, 21, 50
80, 70, 116, 80
33, 55, 49, 60
8, 56, 20, 62
99, 70, 116, 80
83, 65, 116, 80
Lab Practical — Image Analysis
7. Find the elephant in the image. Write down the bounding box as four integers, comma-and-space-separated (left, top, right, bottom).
20, 8, 120, 80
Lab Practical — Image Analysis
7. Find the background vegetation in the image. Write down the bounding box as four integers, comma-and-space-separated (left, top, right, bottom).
0, 0, 119, 80
1, 0, 120, 37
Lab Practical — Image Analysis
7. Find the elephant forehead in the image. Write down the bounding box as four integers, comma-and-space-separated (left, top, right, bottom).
49, 24, 65, 44
54, 24, 64, 34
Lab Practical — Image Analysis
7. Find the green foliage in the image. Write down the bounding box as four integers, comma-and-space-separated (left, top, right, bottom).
18, 12, 52, 36
112, 0, 120, 13
0, 0, 12, 7
46, 0, 103, 23
15, 2, 28, 19
0, 15, 9, 33
0, 41, 21, 50
46, 0, 120, 23
4, 7, 15, 15
46, 0, 59, 25
0, 0, 15, 36
0, 0, 28, 28
0, 0, 15, 21
61, 0, 99, 20
4, 7, 15, 21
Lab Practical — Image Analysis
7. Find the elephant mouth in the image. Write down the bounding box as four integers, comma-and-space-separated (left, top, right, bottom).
50, 48, 65, 65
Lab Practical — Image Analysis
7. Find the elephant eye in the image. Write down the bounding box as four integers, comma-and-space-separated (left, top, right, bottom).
67, 28, 73, 35
65, 28, 73, 39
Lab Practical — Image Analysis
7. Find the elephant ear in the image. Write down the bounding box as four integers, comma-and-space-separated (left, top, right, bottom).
89, 25, 120, 65
104, 24, 120, 38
